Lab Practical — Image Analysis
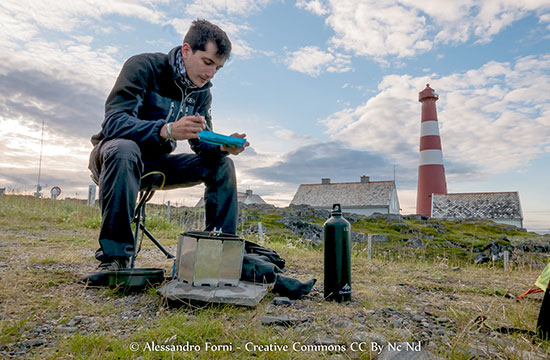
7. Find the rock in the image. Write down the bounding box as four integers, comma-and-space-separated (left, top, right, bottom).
67, 318, 81, 327
373, 234, 389, 242
474, 253, 490, 264
451, 266, 461, 271
28, 338, 46, 347
393, 224, 411, 233
407, 237, 426, 249
404, 214, 429, 221
420, 321, 431, 328
352, 331, 387, 345
390, 317, 404, 328
272, 297, 292, 306
463, 342, 499, 358
56, 326, 78, 334
516, 350, 549, 360
378, 342, 443, 360
332, 319, 353, 328
275, 219, 323, 243
260, 315, 311, 327
304, 335, 339, 345
351, 232, 369, 242
516, 241, 550, 253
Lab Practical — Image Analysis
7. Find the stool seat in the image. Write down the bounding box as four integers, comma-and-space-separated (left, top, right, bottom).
139, 172, 166, 192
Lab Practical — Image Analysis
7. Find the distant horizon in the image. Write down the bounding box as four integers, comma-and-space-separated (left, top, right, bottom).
2, 190, 548, 235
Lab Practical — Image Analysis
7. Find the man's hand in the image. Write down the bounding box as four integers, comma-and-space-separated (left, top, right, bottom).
160, 115, 205, 140
220, 133, 249, 155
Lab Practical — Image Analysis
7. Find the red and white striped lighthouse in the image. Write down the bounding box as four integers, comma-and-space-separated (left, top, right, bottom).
416, 84, 447, 216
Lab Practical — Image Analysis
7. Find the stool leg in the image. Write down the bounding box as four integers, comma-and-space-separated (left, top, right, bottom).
171, 258, 177, 280
130, 206, 142, 268
131, 188, 175, 269
139, 224, 174, 259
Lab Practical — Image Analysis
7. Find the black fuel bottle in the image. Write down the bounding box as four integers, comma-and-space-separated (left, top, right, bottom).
323, 203, 351, 302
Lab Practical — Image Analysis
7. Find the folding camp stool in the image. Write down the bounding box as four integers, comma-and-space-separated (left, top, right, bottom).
131, 171, 176, 277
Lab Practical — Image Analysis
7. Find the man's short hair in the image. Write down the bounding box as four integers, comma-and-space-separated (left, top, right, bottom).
184, 19, 232, 59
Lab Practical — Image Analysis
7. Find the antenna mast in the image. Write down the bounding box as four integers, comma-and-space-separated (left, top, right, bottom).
35, 119, 45, 197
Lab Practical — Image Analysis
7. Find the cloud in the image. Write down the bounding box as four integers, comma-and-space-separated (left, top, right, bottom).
183, 0, 271, 17
296, 0, 329, 16
284, 46, 352, 76
296, 0, 550, 60
0, 64, 108, 138
167, 0, 273, 59
321, 54, 550, 182
249, 141, 398, 186
1, 0, 168, 35
166, 17, 258, 59
274, 129, 315, 143
327, 0, 433, 59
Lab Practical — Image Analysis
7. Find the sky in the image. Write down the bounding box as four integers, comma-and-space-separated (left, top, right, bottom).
0, 0, 549, 233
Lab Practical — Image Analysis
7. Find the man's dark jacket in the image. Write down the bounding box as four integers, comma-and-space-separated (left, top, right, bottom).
91, 46, 224, 158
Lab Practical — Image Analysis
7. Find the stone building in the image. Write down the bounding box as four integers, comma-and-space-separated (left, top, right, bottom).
290, 176, 400, 216
431, 192, 523, 228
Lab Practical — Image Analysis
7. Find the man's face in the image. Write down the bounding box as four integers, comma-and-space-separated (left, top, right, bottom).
181, 41, 227, 87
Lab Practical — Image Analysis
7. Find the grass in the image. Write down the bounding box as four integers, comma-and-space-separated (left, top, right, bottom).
0, 194, 549, 359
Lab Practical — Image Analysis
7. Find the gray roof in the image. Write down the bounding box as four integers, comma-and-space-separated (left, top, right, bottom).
431, 192, 523, 220
195, 191, 267, 207
240, 193, 267, 205
290, 181, 395, 208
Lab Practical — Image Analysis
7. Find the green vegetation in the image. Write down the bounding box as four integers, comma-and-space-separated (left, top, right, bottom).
0, 195, 549, 359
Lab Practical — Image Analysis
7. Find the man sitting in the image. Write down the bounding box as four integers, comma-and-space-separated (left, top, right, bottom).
87, 19, 248, 272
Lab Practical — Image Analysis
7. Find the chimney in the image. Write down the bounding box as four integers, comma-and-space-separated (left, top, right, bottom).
246, 189, 253, 196
360, 176, 370, 184
416, 84, 447, 216
321, 178, 331, 185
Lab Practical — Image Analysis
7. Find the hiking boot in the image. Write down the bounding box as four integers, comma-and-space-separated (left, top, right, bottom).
79, 258, 129, 286
97, 258, 128, 272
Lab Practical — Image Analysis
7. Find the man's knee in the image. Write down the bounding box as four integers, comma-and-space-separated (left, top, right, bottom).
101, 139, 142, 163
217, 156, 235, 179
219, 156, 235, 171
95, 139, 143, 189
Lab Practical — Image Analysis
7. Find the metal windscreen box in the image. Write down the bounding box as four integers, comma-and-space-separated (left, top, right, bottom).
175, 231, 244, 287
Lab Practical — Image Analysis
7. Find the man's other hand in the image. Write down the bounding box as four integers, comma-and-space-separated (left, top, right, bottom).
220, 133, 249, 155
161, 115, 206, 140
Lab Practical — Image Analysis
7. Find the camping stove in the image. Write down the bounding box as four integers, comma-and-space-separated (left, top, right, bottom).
175, 231, 244, 287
